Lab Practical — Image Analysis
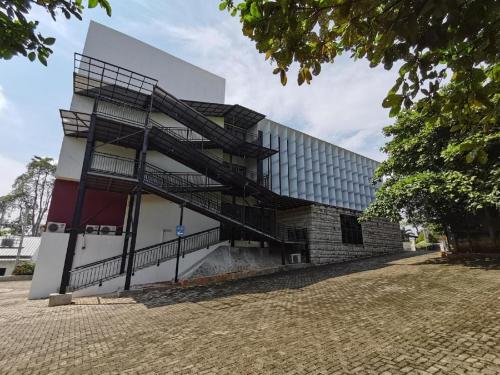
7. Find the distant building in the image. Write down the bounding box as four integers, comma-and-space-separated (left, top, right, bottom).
30, 22, 402, 299
0, 236, 40, 276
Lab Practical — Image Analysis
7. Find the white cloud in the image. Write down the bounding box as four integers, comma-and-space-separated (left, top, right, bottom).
148, 17, 397, 161
0, 154, 25, 196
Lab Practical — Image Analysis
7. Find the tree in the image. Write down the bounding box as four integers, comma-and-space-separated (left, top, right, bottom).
220, 0, 499, 152
1, 0, 112, 64
359, 78, 499, 238
10, 156, 56, 236
0, 194, 16, 225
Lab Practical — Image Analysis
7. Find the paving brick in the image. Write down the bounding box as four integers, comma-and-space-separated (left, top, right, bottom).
0, 251, 498, 374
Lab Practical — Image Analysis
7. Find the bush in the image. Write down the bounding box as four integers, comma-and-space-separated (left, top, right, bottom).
416, 231, 439, 243
12, 262, 35, 275
416, 241, 432, 249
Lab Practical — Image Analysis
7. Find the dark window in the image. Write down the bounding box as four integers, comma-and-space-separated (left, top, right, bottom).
340, 214, 363, 245
0, 268, 6, 276
1, 238, 14, 247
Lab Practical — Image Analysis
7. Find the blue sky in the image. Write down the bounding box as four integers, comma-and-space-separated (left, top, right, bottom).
0, 0, 399, 195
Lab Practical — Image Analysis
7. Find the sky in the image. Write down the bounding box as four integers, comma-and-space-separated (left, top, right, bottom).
0, 0, 400, 196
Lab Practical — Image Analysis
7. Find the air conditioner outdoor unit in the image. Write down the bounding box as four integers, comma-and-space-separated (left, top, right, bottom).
46, 222, 66, 233
85, 225, 100, 235
289, 253, 301, 264
99, 225, 116, 235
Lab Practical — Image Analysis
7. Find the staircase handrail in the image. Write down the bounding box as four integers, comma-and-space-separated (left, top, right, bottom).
68, 226, 221, 291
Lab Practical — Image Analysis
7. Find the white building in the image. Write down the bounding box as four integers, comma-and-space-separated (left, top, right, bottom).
0, 236, 40, 276
30, 22, 401, 299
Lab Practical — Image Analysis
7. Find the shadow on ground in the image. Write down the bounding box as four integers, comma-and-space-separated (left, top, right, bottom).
121, 251, 430, 309
414, 255, 500, 271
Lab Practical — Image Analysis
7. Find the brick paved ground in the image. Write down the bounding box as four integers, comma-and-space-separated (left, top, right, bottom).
0, 251, 499, 375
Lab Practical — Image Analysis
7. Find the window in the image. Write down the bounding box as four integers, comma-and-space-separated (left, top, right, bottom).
0, 268, 6, 276
340, 214, 363, 245
1, 238, 14, 247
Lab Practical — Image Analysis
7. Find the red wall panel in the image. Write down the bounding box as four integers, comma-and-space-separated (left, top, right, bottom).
47, 179, 128, 228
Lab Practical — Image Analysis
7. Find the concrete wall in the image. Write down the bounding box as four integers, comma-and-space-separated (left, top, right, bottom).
0, 260, 16, 276
30, 233, 70, 299
277, 204, 402, 264
188, 246, 283, 279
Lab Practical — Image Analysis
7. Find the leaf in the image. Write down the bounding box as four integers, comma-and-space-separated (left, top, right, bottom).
265, 50, 272, 60
382, 93, 403, 109
280, 70, 287, 86
465, 150, 476, 164
88, 0, 98, 8
44, 37, 56, 46
250, 2, 261, 18
219, 2, 228, 11
28, 52, 36, 62
297, 71, 305, 85
100, 0, 112, 16
38, 54, 47, 66
312, 62, 321, 76
477, 150, 488, 165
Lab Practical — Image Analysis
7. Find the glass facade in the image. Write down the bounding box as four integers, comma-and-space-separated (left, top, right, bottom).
257, 119, 379, 211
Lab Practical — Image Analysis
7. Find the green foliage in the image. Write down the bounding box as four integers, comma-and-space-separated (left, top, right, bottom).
12, 261, 35, 275
415, 241, 432, 249
416, 231, 438, 243
360, 78, 499, 228
0, 0, 112, 64
221, 0, 499, 231
220, 0, 499, 129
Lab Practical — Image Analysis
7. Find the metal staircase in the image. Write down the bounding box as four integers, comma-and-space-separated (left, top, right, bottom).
88, 152, 298, 243
58, 54, 310, 295
68, 227, 221, 291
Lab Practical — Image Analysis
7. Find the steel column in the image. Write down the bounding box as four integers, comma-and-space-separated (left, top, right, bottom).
174, 204, 184, 282
59, 112, 97, 294
119, 193, 135, 274
281, 242, 286, 265
124, 96, 153, 291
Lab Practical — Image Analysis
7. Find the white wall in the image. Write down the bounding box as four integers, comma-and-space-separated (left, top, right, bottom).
0, 260, 16, 276
56, 137, 136, 181
73, 241, 229, 297
135, 195, 219, 249
80, 21, 225, 104
72, 234, 124, 267
29, 233, 70, 299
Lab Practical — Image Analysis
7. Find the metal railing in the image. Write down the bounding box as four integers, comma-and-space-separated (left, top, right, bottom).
68, 227, 221, 291
88, 152, 306, 243
91, 99, 271, 188
74, 53, 158, 107
224, 123, 260, 144
91, 152, 137, 178
151, 119, 268, 186
69, 254, 122, 291
95, 97, 147, 126
133, 227, 220, 272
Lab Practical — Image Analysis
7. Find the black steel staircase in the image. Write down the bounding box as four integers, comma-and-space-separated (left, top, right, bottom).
58, 53, 310, 294
68, 227, 221, 291
88, 152, 301, 243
